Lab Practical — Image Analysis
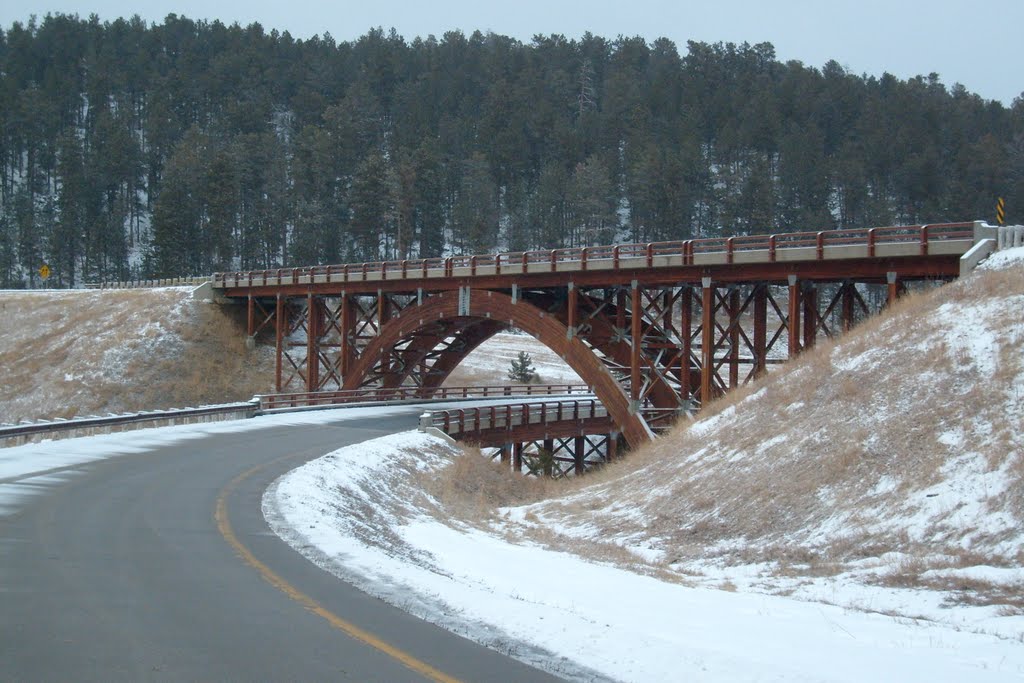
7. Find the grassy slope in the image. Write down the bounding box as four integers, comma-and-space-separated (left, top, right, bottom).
0, 288, 275, 423
429, 250, 1023, 629
0, 289, 576, 425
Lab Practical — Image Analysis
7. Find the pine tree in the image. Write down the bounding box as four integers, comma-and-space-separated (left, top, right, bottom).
507, 350, 537, 383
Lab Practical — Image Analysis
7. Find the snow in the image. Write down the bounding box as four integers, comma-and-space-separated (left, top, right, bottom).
980, 244, 1024, 270
448, 331, 584, 385
4, 423, 1021, 681
266, 431, 1024, 682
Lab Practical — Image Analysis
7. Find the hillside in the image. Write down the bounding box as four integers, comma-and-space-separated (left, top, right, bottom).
0, 287, 575, 424
493, 247, 1024, 622
0, 287, 276, 423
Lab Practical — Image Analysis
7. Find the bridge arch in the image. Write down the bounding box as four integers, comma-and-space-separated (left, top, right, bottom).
342, 289, 652, 447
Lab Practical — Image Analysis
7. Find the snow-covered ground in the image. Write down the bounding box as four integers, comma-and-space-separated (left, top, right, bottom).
0, 286, 275, 423
265, 430, 1024, 682
5, 403, 1020, 681
262, 247, 1024, 681
444, 330, 584, 386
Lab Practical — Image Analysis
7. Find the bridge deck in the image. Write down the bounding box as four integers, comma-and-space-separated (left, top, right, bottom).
213, 222, 980, 296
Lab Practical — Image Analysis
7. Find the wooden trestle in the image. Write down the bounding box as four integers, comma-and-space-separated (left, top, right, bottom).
215, 221, 989, 449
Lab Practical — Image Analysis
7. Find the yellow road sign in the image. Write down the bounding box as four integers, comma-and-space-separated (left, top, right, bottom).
996, 197, 1005, 226
39, 264, 51, 279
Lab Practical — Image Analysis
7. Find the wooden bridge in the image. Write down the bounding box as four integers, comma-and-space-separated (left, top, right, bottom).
211, 221, 997, 450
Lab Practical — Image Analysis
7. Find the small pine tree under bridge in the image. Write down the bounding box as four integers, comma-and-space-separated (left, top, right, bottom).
507, 350, 537, 383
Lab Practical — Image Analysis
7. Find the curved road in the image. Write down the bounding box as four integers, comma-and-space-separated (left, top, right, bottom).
1, 410, 562, 682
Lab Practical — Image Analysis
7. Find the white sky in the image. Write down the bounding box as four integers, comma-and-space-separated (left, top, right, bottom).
3, 1, 1022, 105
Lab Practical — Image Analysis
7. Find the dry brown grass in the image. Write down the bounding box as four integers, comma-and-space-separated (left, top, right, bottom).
451, 258, 1024, 602
420, 446, 561, 521
0, 289, 275, 422
871, 551, 1024, 610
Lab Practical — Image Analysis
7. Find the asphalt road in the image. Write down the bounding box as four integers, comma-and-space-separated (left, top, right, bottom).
0, 410, 564, 682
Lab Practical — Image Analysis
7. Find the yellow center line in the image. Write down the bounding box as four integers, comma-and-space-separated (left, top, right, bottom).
215, 460, 463, 683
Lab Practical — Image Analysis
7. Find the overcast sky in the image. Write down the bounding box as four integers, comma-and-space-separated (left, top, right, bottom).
3, 1, 1021, 105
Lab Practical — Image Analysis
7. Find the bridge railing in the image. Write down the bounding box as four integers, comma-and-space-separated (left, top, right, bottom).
212, 221, 978, 289
429, 399, 608, 437
257, 384, 592, 412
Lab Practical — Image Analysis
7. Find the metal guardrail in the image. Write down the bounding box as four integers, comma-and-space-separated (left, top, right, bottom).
257, 384, 592, 411
213, 222, 979, 288
83, 276, 211, 289
0, 402, 257, 448
0, 386, 594, 447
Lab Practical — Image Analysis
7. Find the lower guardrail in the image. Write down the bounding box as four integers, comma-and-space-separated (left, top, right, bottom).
0, 402, 257, 448
0, 386, 597, 447
427, 399, 609, 437
257, 384, 591, 411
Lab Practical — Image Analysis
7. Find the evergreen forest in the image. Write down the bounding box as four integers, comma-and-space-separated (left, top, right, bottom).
1, 13, 1022, 287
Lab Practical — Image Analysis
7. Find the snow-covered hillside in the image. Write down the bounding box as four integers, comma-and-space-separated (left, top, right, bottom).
0, 287, 275, 423
443, 330, 584, 386
266, 247, 1024, 681
0, 285, 578, 425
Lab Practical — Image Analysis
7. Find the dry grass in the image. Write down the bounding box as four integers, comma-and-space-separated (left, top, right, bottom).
432, 257, 1024, 616
419, 446, 561, 521
0, 289, 275, 422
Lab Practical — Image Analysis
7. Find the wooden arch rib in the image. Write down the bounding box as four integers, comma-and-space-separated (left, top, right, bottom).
374, 318, 509, 393
342, 289, 653, 447
528, 293, 693, 411
410, 319, 509, 392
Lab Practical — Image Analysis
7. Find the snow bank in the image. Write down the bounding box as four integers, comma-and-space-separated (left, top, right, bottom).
266, 432, 1024, 682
